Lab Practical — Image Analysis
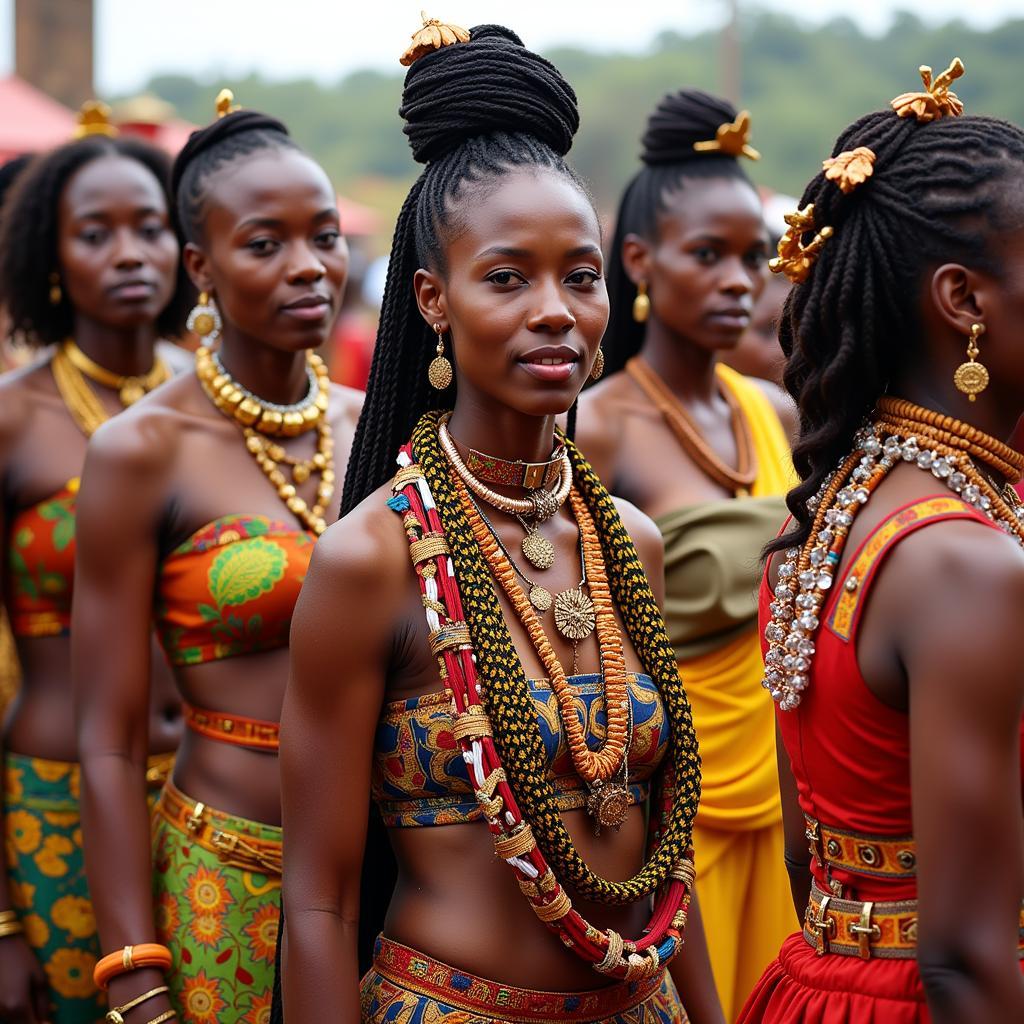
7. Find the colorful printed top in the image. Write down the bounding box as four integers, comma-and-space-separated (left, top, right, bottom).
373, 672, 670, 827
5, 479, 78, 638
155, 514, 314, 667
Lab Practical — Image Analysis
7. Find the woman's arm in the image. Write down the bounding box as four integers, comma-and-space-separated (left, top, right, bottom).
777, 721, 812, 921
899, 525, 1024, 1023
280, 502, 407, 1022
72, 414, 175, 1012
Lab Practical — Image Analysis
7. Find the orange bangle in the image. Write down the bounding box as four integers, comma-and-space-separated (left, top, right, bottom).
93, 944, 172, 990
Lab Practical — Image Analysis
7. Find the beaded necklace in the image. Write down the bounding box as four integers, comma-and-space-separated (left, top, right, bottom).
764, 399, 1024, 710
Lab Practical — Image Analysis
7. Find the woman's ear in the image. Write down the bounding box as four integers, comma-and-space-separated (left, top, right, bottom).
183, 242, 214, 295
621, 234, 652, 288
930, 262, 987, 338
413, 268, 447, 332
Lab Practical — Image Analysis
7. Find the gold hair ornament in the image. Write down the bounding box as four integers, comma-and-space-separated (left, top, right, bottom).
693, 110, 760, 161
215, 88, 241, 119
822, 147, 876, 194
768, 205, 833, 284
73, 100, 118, 139
401, 11, 471, 67
890, 58, 965, 123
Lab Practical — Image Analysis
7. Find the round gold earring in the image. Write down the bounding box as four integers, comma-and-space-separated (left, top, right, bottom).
953, 322, 989, 402
428, 323, 453, 390
590, 348, 605, 381
632, 282, 650, 324
187, 292, 222, 343
48, 272, 62, 306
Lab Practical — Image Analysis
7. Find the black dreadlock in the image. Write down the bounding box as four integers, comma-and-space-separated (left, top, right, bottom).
171, 109, 296, 245
339, 24, 589, 515
602, 89, 757, 380
0, 137, 192, 346
769, 109, 1024, 554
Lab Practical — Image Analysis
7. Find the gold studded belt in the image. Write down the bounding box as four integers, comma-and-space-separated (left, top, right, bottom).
804, 815, 916, 879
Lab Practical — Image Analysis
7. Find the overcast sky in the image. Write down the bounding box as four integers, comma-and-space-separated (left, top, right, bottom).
0, 0, 1020, 95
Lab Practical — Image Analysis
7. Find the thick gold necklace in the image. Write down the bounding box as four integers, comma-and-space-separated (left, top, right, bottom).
62, 338, 170, 406
195, 346, 334, 535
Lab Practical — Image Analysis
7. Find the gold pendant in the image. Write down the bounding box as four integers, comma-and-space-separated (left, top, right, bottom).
529, 585, 553, 612
292, 463, 311, 484
521, 529, 554, 570
119, 381, 145, 406
553, 587, 595, 642
586, 780, 629, 835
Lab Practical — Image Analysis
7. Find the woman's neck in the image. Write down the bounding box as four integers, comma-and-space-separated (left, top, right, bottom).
73, 317, 160, 377
898, 375, 1022, 452
447, 398, 559, 466
217, 328, 311, 406
638, 316, 718, 404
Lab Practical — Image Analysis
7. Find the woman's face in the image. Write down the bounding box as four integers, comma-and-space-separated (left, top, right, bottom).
57, 154, 179, 332
187, 148, 348, 352
420, 167, 607, 418
631, 176, 769, 352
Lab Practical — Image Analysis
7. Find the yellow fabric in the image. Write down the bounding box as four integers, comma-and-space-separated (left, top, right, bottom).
668, 365, 795, 1020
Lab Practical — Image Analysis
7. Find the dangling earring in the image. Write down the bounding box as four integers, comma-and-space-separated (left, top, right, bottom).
590, 348, 605, 381
48, 272, 62, 306
428, 323, 453, 390
632, 282, 650, 324
953, 322, 989, 402
187, 292, 222, 344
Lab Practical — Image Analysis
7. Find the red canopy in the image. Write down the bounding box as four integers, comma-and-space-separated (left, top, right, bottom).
0, 75, 77, 161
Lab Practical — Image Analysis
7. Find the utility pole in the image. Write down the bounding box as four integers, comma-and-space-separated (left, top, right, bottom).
15, 0, 95, 108
720, 0, 741, 106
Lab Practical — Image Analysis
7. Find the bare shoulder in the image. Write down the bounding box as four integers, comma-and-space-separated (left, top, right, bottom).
575, 373, 633, 480
156, 340, 196, 376
328, 382, 365, 431
0, 354, 58, 451
611, 494, 663, 568
751, 376, 798, 442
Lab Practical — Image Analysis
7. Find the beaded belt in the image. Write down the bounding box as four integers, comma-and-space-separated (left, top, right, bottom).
803, 880, 1024, 961
155, 781, 282, 876
804, 815, 916, 880
183, 701, 280, 751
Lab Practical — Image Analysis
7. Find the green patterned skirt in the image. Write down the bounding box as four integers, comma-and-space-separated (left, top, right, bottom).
151, 780, 281, 1024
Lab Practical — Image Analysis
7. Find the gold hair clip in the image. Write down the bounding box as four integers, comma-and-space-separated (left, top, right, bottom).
215, 88, 241, 119
822, 147, 876, 194
769, 205, 833, 284
891, 58, 964, 123
73, 100, 118, 139
693, 110, 760, 161
401, 11, 471, 67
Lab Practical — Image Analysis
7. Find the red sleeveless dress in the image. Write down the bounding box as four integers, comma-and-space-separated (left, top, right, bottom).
738, 495, 1024, 1022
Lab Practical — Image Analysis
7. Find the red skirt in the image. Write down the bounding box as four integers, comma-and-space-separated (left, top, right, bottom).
737, 932, 927, 1023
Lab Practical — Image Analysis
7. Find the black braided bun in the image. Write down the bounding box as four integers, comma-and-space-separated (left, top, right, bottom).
641, 88, 739, 166
400, 24, 579, 165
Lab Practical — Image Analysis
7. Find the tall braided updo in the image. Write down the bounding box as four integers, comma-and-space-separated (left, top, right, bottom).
770, 109, 1024, 553
602, 89, 758, 379
170, 109, 297, 244
340, 25, 589, 514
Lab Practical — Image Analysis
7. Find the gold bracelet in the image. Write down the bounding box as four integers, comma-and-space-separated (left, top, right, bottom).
0, 909, 19, 926
0, 920, 24, 939
145, 1011, 176, 1024
106, 985, 170, 1024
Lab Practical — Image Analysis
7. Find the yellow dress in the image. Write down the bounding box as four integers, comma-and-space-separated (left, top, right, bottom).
656, 364, 795, 1021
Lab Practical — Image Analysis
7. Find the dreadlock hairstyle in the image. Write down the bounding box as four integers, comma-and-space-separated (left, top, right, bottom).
769, 109, 1024, 554
339, 24, 588, 515
171, 108, 297, 245
602, 89, 758, 380
0, 137, 192, 346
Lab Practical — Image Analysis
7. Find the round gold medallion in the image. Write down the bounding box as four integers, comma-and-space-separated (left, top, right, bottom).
586, 780, 629, 834
529, 585, 553, 612
521, 529, 554, 570
119, 381, 145, 406
428, 355, 453, 390
953, 360, 989, 401
553, 587, 595, 642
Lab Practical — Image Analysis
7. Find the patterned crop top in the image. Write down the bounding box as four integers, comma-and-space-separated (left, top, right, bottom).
5, 480, 78, 638
372, 672, 670, 827
155, 514, 314, 667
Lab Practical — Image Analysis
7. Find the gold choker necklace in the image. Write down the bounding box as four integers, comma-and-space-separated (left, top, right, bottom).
62, 338, 171, 406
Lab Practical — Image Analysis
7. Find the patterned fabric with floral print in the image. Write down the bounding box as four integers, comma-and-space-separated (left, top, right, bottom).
6, 479, 79, 638
372, 673, 670, 827
152, 785, 281, 1024
154, 514, 314, 666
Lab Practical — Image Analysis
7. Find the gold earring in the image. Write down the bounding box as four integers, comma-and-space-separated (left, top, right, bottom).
48, 272, 62, 306
187, 291, 222, 343
428, 323, 453, 390
953, 322, 989, 402
632, 282, 650, 324
590, 348, 605, 381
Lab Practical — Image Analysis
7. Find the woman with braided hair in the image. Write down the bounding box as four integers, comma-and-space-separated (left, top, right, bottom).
734, 60, 1024, 1023
279, 18, 723, 1024
72, 94, 362, 1022
576, 88, 797, 1018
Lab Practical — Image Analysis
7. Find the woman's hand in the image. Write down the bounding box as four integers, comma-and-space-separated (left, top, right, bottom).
0, 935, 50, 1024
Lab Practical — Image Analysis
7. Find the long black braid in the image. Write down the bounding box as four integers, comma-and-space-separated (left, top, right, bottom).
340, 24, 591, 515
602, 89, 757, 380
768, 109, 1024, 553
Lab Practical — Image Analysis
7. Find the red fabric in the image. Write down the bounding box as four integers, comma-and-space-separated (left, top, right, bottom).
738, 497, 1022, 1021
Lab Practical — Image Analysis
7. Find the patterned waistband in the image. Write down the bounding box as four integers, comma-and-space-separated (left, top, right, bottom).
805, 814, 917, 880
368, 935, 665, 1022
803, 881, 1024, 961
154, 780, 282, 876
183, 702, 280, 751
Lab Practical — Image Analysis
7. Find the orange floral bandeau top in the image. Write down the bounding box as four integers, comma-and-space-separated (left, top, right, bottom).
6, 479, 79, 638
155, 514, 314, 667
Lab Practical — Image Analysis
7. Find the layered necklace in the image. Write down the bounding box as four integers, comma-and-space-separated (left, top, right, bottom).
764, 397, 1024, 711
51, 339, 171, 437
626, 356, 756, 496
195, 345, 334, 535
